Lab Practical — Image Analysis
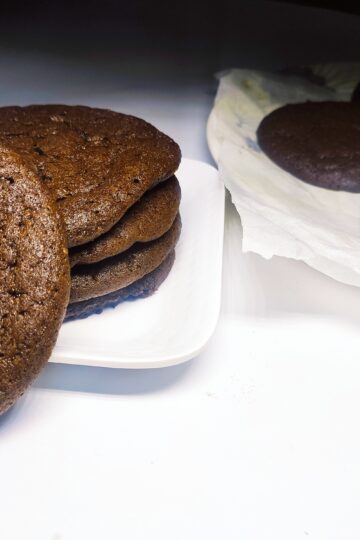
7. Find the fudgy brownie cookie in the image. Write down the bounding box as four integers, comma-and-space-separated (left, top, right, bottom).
0, 105, 181, 246
0, 148, 70, 415
70, 176, 181, 267
257, 101, 360, 192
66, 250, 175, 320
70, 214, 181, 303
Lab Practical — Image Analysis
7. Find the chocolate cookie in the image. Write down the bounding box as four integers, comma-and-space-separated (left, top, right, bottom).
257, 101, 360, 192
70, 176, 181, 268
70, 214, 181, 303
0, 148, 70, 415
66, 250, 175, 320
0, 105, 181, 246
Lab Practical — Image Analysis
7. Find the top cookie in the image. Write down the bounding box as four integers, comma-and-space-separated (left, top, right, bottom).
0, 147, 70, 415
0, 105, 181, 246
257, 101, 360, 192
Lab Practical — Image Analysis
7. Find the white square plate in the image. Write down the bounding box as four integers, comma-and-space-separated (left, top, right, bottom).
50, 158, 224, 368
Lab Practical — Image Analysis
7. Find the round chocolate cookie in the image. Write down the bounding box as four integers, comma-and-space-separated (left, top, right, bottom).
70, 176, 181, 268
70, 214, 181, 303
352, 83, 360, 102
257, 101, 360, 192
0, 105, 181, 246
0, 148, 70, 415
66, 250, 175, 320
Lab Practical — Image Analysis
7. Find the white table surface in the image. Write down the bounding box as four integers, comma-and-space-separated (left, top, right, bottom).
2, 4, 360, 537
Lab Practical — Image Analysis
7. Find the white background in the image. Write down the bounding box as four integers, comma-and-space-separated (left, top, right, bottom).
1, 2, 360, 539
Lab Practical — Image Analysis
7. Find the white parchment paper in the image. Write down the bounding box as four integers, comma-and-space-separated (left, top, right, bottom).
207, 65, 360, 286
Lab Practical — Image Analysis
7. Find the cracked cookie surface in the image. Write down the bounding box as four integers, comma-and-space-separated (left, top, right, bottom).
0, 147, 70, 415
0, 105, 181, 246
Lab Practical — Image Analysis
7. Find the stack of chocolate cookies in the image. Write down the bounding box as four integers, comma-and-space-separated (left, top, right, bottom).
0, 105, 181, 414
0, 105, 182, 320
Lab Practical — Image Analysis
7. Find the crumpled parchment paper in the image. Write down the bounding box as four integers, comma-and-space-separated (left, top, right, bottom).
207, 65, 360, 286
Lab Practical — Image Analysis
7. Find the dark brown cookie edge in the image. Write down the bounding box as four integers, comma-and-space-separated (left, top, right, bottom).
65, 250, 175, 321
